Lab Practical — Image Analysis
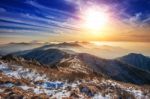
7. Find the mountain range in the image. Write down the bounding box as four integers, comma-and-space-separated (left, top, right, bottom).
1, 43, 150, 98
2, 44, 150, 85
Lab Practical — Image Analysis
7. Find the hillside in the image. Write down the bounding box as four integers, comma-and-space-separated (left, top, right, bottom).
119, 53, 150, 72
2, 48, 150, 85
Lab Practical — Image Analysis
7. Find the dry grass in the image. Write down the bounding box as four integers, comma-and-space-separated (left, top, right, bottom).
0, 87, 49, 99
1, 59, 104, 82
0, 72, 32, 86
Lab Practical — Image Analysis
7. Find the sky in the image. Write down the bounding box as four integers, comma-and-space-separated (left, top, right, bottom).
0, 0, 150, 43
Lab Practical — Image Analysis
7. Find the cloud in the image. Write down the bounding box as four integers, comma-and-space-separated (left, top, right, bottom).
26, 0, 78, 19
0, 28, 51, 36
122, 12, 150, 28
0, 8, 6, 12
0, 0, 150, 42
0, 4, 81, 37
141, 15, 150, 26
127, 13, 142, 26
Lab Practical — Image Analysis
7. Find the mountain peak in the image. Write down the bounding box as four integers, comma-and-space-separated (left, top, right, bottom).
119, 53, 150, 72
127, 53, 145, 57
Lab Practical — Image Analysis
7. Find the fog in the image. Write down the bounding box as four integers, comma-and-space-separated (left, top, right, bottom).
0, 41, 149, 59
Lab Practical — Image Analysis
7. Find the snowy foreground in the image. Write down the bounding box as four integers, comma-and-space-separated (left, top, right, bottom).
0, 62, 150, 99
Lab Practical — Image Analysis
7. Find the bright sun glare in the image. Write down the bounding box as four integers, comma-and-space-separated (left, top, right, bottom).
83, 8, 109, 34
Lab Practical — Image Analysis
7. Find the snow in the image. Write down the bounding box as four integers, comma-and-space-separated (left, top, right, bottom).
0, 61, 149, 99
0, 63, 12, 73
92, 93, 110, 99
100, 79, 150, 99
126, 89, 147, 99
0, 89, 4, 93
33, 87, 45, 94
0, 83, 14, 87
0, 62, 79, 98
0, 62, 48, 81
19, 85, 31, 90
19, 84, 71, 98
51, 91, 70, 99
41, 81, 64, 89
65, 57, 89, 74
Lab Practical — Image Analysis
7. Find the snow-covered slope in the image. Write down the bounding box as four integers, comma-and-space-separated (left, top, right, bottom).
118, 53, 150, 72
0, 61, 149, 99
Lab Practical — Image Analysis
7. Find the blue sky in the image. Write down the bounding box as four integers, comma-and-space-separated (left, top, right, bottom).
0, 0, 150, 43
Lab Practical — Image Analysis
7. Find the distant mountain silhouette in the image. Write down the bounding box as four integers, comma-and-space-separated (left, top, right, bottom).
38, 42, 82, 50
0, 43, 43, 55
118, 53, 150, 72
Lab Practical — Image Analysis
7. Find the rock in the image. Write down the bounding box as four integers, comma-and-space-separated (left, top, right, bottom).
79, 84, 98, 97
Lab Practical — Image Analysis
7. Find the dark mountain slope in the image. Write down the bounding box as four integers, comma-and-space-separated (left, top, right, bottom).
21, 49, 74, 66
2, 49, 150, 85
78, 53, 150, 84
118, 53, 150, 72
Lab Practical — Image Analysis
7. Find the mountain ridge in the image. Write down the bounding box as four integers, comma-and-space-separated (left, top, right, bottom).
118, 53, 150, 72
1, 48, 150, 85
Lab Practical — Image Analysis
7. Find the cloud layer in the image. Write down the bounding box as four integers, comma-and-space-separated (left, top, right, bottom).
0, 0, 150, 43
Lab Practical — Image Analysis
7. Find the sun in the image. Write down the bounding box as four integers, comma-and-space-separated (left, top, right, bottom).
83, 7, 109, 34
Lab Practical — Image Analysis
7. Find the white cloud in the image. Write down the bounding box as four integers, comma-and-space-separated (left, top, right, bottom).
0, 8, 6, 12
130, 13, 142, 21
